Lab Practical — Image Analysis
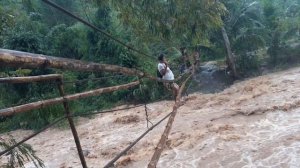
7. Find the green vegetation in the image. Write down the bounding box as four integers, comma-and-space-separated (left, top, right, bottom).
0, 0, 299, 167
0, 135, 44, 168
0, 0, 299, 131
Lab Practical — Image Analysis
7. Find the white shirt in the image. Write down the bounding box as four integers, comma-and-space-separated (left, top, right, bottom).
158, 63, 174, 80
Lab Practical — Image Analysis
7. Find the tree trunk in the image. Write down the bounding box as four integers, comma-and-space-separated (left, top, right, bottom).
221, 27, 238, 78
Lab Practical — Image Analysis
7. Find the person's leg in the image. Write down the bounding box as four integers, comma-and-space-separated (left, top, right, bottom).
172, 83, 179, 99
173, 83, 186, 104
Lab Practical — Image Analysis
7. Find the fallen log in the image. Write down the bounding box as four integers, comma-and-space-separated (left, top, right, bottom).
0, 81, 140, 117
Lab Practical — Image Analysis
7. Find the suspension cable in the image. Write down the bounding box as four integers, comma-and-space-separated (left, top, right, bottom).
41, 0, 155, 60
70, 105, 144, 118
63, 74, 126, 84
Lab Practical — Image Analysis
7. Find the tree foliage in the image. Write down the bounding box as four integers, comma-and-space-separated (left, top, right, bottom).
0, 135, 44, 168
0, 1, 300, 166
0, 0, 299, 133
102, 0, 226, 49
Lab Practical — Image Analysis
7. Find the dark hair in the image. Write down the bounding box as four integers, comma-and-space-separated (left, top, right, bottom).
180, 47, 187, 55
158, 53, 165, 61
180, 47, 186, 51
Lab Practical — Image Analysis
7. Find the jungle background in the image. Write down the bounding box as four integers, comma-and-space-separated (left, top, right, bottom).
0, 0, 299, 133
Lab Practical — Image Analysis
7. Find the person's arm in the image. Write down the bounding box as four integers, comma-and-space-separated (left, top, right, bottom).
159, 63, 168, 76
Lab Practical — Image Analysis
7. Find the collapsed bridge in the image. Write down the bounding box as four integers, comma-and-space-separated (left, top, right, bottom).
0, 49, 194, 167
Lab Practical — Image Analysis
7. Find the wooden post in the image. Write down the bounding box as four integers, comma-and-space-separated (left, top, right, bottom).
0, 74, 62, 83
148, 74, 192, 168
56, 79, 88, 168
0, 81, 140, 117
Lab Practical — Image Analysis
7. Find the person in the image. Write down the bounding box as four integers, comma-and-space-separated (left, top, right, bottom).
157, 53, 179, 98
193, 50, 201, 66
191, 50, 201, 73
179, 47, 187, 74
179, 47, 192, 74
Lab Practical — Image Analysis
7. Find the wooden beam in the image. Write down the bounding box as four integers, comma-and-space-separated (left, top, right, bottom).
0, 81, 140, 117
0, 49, 144, 77
0, 74, 62, 84
0, 49, 187, 84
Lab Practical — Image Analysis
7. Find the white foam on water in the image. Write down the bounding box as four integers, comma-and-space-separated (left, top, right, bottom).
3, 67, 300, 168
157, 109, 300, 168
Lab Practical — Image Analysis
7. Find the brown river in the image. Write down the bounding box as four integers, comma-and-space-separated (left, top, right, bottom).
1, 67, 300, 168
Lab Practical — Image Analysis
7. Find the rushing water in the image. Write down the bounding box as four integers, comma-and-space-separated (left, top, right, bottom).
158, 110, 300, 168
2, 66, 300, 168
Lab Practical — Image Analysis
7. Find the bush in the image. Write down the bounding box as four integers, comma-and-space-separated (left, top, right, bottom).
4, 31, 43, 53
268, 44, 300, 66
236, 52, 260, 76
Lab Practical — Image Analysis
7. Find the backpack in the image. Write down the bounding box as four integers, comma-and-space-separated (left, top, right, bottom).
157, 69, 163, 78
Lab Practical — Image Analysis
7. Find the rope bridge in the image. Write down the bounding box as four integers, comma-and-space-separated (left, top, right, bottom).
1, 0, 196, 167
0, 49, 194, 167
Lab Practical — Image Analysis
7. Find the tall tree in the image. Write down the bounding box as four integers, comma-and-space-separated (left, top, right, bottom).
94, 0, 226, 55
219, 0, 265, 77
262, 0, 300, 64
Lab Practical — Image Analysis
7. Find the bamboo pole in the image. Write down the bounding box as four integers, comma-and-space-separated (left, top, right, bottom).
0, 81, 140, 117
148, 74, 192, 168
0, 74, 62, 83
0, 49, 144, 77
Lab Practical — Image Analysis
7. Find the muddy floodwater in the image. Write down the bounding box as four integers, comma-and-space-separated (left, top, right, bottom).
1, 67, 300, 168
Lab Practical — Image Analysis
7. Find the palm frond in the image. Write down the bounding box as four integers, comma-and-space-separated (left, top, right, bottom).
0, 135, 45, 168
233, 34, 265, 53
